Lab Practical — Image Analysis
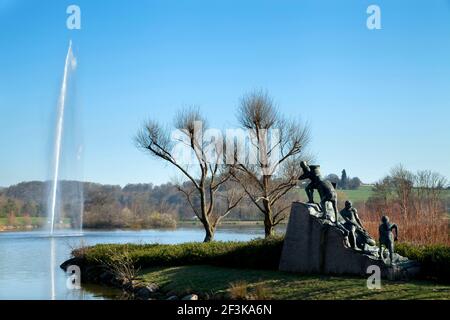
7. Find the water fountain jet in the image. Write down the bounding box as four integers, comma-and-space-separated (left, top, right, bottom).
49, 41, 78, 235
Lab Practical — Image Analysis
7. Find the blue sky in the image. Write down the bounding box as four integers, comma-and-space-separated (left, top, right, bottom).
0, 0, 449, 187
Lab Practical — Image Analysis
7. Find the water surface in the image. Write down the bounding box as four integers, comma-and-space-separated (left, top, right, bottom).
0, 227, 268, 300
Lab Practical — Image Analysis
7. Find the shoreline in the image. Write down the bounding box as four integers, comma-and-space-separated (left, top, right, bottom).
60, 256, 171, 300
0, 225, 36, 232
0, 221, 283, 233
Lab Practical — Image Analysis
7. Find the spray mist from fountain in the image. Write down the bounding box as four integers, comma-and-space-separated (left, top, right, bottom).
49, 41, 78, 235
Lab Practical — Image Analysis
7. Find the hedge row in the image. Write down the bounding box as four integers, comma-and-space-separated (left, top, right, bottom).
76, 236, 284, 271
396, 243, 450, 283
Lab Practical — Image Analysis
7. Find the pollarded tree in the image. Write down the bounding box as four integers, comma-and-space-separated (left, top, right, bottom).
230, 91, 311, 237
135, 107, 243, 242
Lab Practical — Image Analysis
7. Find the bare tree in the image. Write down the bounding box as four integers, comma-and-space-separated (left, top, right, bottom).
390, 164, 414, 217
230, 91, 311, 237
135, 107, 242, 242
93, 246, 140, 289
371, 176, 393, 211
414, 170, 447, 215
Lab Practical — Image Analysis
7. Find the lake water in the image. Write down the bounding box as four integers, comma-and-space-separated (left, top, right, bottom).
0, 227, 270, 300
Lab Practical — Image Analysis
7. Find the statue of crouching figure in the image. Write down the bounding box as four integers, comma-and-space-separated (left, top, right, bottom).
298, 161, 338, 223
378, 215, 398, 265
339, 200, 376, 251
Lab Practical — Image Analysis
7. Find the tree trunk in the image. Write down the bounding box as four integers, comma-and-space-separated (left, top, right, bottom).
264, 217, 274, 238
203, 224, 214, 242
202, 212, 215, 242
262, 198, 274, 238
198, 184, 215, 242
261, 175, 275, 238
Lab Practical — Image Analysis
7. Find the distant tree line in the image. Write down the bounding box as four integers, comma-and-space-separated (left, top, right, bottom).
0, 180, 278, 229
367, 165, 448, 218
354, 164, 450, 245
325, 169, 362, 190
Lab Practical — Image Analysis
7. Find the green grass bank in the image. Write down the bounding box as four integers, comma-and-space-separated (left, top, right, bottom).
140, 265, 450, 300
69, 238, 450, 299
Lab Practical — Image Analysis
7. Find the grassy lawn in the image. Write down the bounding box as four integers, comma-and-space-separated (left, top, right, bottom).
298, 185, 450, 207
296, 185, 375, 204
340, 185, 375, 203
140, 265, 450, 300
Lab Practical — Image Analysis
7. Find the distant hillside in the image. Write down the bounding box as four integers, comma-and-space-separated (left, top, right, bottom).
0, 180, 263, 226
1, 181, 122, 209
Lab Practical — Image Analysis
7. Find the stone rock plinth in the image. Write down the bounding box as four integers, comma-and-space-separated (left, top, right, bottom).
279, 202, 420, 280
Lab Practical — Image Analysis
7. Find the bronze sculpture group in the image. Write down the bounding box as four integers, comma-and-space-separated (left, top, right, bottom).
298, 161, 398, 264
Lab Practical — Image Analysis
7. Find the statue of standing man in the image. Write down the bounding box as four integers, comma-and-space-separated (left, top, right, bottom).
340, 201, 364, 249
378, 215, 399, 264
299, 161, 338, 223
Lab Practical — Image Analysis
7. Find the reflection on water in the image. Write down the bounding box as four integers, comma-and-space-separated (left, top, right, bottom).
50, 238, 55, 300
0, 227, 276, 300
